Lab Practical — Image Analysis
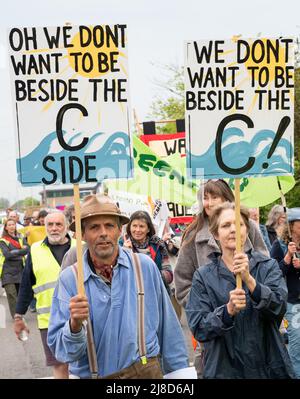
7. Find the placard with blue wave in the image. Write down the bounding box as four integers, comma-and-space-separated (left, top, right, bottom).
187, 126, 293, 179
16, 130, 133, 186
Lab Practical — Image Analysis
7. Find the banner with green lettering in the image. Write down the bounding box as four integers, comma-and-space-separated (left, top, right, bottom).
104, 135, 199, 206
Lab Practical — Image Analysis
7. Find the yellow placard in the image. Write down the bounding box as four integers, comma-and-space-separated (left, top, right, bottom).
20, 226, 47, 246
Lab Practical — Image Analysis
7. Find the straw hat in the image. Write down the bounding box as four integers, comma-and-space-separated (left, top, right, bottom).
69, 194, 129, 231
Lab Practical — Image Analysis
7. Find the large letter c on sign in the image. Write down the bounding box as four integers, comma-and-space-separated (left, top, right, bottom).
215, 114, 255, 175
56, 103, 89, 151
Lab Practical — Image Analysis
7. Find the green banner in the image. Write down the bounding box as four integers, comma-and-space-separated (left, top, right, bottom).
227, 176, 295, 207
104, 135, 199, 206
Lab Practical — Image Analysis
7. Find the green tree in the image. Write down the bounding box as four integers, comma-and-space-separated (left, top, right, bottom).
0, 197, 10, 210
260, 66, 300, 221
148, 64, 184, 133
12, 197, 40, 210
294, 68, 300, 155
284, 67, 300, 211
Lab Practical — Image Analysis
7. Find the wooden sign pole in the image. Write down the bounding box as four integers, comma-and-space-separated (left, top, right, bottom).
133, 108, 143, 136
73, 184, 85, 296
234, 178, 242, 289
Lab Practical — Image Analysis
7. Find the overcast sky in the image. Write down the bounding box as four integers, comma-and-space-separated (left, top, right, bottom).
0, 0, 299, 205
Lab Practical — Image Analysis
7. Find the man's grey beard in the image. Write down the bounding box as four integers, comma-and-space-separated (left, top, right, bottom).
48, 235, 67, 245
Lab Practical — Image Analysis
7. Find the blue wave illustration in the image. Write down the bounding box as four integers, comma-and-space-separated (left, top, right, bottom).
17, 131, 133, 186
187, 127, 293, 179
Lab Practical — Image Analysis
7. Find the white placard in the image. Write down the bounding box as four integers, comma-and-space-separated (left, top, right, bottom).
8, 25, 133, 186
185, 37, 294, 179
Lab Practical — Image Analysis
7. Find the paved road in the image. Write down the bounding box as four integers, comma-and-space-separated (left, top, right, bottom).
0, 291, 194, 379
0, 293, 51, 379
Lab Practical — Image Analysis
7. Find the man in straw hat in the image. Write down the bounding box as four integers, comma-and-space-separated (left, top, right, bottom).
47, 195, 189, 379
13, 210, 76, 378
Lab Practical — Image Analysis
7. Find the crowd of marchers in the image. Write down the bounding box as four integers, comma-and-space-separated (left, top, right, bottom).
0, 181, 300, 379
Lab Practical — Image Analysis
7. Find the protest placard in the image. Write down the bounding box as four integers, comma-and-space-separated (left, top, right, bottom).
8, 24, 133, 295
19, 226, 46, 246
185, 38, 294, 179
8, 24, 133, 186
104, 135, 199, 206
227, 175, 295, 207
140, 133, 186, 158
139, 133, 194, 223
107, 191, 170, 236
185, 37, 295, 288
107, 188, 194, 227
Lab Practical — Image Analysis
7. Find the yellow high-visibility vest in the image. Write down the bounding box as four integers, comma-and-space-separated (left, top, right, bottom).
31, 239, 76, 329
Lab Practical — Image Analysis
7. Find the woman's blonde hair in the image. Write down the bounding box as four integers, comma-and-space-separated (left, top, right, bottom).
266, 205, 284, 229
208, 202, 250, 238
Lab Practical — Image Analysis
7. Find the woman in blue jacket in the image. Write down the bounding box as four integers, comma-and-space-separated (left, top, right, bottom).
186, 202, 294, 379
270, 207, 300, 378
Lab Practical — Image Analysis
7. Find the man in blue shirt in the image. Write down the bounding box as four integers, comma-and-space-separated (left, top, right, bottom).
47, 195, 188, 378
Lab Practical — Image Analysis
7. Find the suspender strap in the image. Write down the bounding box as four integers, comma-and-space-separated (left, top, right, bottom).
71, 252, 147, 378
86, 318, 98, 379
131, 252, 147, 364
71, 265, 98, 379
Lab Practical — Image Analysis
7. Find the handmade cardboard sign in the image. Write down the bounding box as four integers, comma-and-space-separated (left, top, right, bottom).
8, 25, 133, 186
185, 38, 294, 179
139, 133, 193, 223
140, 133, 186, 157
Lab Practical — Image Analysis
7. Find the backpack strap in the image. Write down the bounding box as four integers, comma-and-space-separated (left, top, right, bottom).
131, 251, 147, 365
71, 264, 98, 379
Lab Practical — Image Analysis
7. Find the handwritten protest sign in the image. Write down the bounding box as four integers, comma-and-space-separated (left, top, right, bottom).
108, 188, 194, 226
8, 25, 133, 186
140, 133, 193, 223
185, 38, 294, 179
107, 191, 170, 235
140, 133, 186, 158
